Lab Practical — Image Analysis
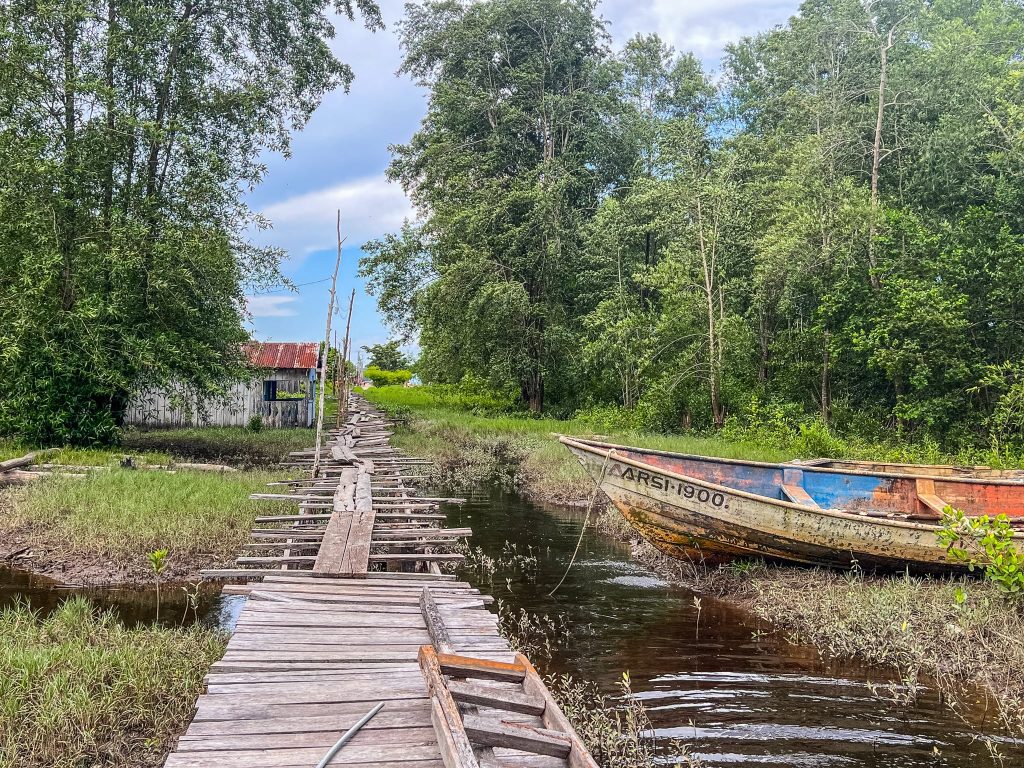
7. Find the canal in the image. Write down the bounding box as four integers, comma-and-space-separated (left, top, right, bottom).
2, 483, 1022, 767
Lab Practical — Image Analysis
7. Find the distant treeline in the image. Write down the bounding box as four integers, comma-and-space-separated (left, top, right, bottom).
362, 0, 1024, 449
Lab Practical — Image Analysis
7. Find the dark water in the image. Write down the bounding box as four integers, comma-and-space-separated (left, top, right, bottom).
442, 487, 1024, 768
3, 486, 1022, 766
0, 565, 245, 629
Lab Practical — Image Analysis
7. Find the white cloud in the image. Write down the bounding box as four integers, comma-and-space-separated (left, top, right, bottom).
256, 174, 415, 259
603, 0, 798, 65
246, 295, 300, 318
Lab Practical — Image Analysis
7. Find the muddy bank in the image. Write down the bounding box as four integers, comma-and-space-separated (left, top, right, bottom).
1, 532, 229, 586
0, 467, 285, 587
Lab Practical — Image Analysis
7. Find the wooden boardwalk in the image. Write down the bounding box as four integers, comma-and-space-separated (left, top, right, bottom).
165, 397, 598, 768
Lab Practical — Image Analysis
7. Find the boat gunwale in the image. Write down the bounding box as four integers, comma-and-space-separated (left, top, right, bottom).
558, 435, 962, 535
556, 435, 1024, 487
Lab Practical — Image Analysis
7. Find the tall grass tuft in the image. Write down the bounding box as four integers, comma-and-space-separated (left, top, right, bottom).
2, 468, 292, 579
0, 597, 225, 768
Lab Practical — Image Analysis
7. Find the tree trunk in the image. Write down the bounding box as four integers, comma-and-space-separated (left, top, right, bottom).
697, 196, 725, 429
820, 331, 831, 423
868, 23, 900, 291
102, 0, 117, 300
60, 15, 78, 313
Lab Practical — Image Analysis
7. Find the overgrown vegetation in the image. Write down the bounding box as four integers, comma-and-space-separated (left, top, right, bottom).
0, 597, 225, 768
742, 568, 1024, 739
365, 386, 1024, 507
0, 0, 382, 445
363, 366, 414, 387
0, 468, 291, 583
362, 0, 1024, 456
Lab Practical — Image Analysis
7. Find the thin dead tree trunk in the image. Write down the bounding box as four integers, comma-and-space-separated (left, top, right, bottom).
696, 195, 724, 428
59, 15, 78, 312
867, 17, 905, 291
312, 211, 344, 477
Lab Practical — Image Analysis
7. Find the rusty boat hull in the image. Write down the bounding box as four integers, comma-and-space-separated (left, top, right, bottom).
560, 437, 1024, 571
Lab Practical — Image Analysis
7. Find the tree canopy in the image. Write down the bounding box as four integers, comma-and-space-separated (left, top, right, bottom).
362, 341, 412, 371
0, 0, 381, 444
363, 0, 1024, 448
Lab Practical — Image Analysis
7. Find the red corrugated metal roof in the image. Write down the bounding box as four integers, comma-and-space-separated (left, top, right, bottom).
243, 342, 319, 370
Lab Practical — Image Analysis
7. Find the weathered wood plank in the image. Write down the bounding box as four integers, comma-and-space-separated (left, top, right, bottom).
437, 654, 526, 683
419, 646, 480, 768
462, 716, 570, 758
448, 681, 545, 716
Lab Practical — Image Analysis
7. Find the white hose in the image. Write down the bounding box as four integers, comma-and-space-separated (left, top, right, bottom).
315, 701, 385, 768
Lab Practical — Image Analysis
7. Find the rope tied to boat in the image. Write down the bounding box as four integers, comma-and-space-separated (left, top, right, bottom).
548, 449, 615, 596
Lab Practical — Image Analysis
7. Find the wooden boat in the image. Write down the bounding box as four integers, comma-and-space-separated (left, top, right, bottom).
794, 457, 1024, 480
559, 437, 1024, 571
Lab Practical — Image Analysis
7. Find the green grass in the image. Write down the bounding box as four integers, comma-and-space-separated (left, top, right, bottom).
1, 426, 315, 469
362, 386, 796, 504
2, 468, 292, 580
0, 597, 225, 768
0, 439, 170, 467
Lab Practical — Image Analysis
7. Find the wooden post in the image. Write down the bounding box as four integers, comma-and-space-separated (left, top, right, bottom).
338, 288, 356, 427
332, 329, 339, 428
313, 211, 344, 477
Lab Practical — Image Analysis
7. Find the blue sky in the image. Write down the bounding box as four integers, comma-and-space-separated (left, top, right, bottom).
243, 0, 799, 362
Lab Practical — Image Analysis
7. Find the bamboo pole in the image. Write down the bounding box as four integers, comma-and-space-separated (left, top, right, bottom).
312, 211, 345, 477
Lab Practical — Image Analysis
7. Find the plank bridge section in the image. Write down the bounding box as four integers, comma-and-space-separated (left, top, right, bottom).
168, 397, 598, 768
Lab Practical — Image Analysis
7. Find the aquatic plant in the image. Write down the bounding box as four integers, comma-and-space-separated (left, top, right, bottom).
495, 600, 571, 663
148, 548, 169, 622
546, 672, 703, 768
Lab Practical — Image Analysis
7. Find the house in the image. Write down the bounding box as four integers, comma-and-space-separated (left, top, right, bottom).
124, 342, 320, 428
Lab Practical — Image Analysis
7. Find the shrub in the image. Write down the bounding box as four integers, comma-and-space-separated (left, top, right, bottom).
939, 508, 1024, 598
246, 415, 263, 432
572, 405, 642, 433
364, 366, 413, 387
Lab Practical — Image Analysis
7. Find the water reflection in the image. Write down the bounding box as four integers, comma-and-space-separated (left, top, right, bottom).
0, 565, 245, 629
444, 486, 1023, 768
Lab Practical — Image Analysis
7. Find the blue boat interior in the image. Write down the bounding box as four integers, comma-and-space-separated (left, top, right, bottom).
616, 448, 896, 512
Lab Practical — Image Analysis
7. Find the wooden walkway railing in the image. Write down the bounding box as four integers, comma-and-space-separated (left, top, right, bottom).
165, 396, 598, 768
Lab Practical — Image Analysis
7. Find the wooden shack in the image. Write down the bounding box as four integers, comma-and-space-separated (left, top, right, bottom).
124, 342, 320, 428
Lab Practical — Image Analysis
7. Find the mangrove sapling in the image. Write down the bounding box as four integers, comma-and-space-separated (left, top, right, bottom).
939, 509, 1024, 598
148, 548, 169, 622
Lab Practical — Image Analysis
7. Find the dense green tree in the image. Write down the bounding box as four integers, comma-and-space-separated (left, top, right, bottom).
0, 0, 381, 443
366, 0, 1024, 447
362, 341, 411, 371
363, 0, 617, 412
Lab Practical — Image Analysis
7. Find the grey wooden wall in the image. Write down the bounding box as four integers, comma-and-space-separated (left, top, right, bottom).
124, 371, 315, 428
